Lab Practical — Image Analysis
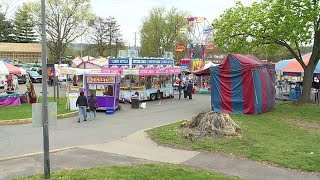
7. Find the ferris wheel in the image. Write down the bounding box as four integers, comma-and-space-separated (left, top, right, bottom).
176, 17, 214, 70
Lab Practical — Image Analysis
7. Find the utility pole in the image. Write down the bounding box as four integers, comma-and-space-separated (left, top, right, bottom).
134, 32, 137, 50
41, 0, 50, 178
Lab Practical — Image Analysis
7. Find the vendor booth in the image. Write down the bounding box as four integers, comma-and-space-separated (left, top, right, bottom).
210, 54, 275, 114
61, 67, 120, 114
194, 61, 219, 94
275, 53, 320, 102
102, 57, 180, 102
102, 67, 181, 102
0, 61, 27, 106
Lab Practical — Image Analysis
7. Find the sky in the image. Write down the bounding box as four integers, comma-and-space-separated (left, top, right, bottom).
12, 0, 256, 46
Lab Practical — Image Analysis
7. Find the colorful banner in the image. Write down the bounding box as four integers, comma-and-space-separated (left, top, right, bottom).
139, 68, 181, 76
101, 68, 123, 74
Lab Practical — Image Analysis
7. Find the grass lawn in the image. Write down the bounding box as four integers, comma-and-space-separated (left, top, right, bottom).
0, 97, 72, 121
18, 164, 239, 180
147, 103, 320, 172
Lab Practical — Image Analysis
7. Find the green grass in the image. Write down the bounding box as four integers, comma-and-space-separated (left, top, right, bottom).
18, 164, 239, 180
0, 97, 72, 121
147, 103, 320, 172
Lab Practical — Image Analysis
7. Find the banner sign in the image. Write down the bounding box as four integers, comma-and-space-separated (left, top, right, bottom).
139, 68, 181, 76
87, 76, 115, 83
101, 68, 123, 74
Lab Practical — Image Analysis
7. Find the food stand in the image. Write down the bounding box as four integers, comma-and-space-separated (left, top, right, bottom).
102, 67, 180, 102
61, 67, 120, 114
103, 57, 180, 102
0, 61, 27, 106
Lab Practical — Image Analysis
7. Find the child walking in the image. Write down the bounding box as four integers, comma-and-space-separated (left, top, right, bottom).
88, 94, 98, 120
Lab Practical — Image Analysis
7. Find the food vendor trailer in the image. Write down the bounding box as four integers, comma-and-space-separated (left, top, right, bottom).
102, 67, 181, 102
60, 67, 120, 114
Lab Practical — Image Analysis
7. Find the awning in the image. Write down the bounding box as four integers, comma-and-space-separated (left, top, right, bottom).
0, 61, 26, 75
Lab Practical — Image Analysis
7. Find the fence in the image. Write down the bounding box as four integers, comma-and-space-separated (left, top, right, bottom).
276, 87, 320, 105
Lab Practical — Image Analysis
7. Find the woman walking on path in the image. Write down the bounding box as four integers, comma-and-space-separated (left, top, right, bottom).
178, 81, 183, 100
76, 91, 88, 123
88, 94, 98, 120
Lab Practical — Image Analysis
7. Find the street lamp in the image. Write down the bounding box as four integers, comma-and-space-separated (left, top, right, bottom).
158, 46, 165, 58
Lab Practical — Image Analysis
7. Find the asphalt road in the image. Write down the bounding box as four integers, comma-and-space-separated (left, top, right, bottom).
18, 82, 67, 98
0, 94, 210, 159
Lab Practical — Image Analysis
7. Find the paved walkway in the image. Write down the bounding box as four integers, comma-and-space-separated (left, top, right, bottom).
1, 130, 319, 180
0, 94, 210, 159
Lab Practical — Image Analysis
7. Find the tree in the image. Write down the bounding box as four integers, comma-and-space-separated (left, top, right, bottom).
0, 12, 14, 42
28, 0, 94, 63
88, 17, 108, 56
140, 7, 188, 57
105, 16, 122, 56
14, 4, 37, 43
212, 0, 320, 104
88, 16, 123, 56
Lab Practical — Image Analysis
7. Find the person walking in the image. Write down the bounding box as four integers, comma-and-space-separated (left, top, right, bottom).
183, 82, 188, 99
88, 94, 98, 120
178, 81, 183, 100
76, 91, 88, 123
187, 80, 193, 99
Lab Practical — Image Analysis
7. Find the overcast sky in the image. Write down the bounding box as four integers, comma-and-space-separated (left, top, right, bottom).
14, 0, 256, 46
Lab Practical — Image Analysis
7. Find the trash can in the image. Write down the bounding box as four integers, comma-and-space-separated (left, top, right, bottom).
131, 96, 140, 109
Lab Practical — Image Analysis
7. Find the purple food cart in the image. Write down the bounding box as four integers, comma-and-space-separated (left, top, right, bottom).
85, 73, 120, 114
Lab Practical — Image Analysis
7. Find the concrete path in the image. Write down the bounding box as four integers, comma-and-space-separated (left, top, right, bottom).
0, 94, 210, 159
80, 130, 200, 164
79, 131, 320, 180
0, 148, 153, 180
1, 130, 319, 180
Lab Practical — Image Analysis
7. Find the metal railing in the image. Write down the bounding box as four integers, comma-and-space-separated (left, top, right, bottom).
276, 87, 320, 105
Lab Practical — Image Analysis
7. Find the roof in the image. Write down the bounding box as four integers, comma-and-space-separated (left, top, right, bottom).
0, 43, 41, 53
275, 59, 293, 71
217, 54, 267, 72
282, 53, 311, 73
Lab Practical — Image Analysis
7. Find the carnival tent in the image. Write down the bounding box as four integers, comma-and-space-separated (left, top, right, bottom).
274, 53, 312, 76
194, 61, 219, 76
210, 54, 275, 114
275, 59, 292, 72
0, 61, 26, 75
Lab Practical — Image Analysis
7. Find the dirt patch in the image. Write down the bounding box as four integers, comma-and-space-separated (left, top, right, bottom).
285, 119, 320, 133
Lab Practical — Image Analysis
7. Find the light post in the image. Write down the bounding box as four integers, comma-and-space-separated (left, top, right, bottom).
41, 0, 50, 179
158, 46, 165, 58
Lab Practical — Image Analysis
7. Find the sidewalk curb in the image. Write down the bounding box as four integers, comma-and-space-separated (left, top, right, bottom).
0, 147, 76, 162
0, 111, 78, 125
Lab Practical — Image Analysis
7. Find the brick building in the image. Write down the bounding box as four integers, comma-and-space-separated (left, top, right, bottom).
0, 43, 41, 63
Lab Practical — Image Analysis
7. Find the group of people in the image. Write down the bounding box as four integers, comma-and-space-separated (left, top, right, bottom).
1, 74, 37, 104
178, 80, 194, 100
76, 92, 98, 123
1, 74, 19, 91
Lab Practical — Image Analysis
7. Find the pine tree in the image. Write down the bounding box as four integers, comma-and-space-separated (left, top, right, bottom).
14, 4, 37, 43
0, 12, 14, 42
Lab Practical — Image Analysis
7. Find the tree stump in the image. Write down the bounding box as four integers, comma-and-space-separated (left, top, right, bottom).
181, 111, 242, 141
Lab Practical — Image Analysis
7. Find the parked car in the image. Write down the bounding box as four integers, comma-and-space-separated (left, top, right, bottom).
18, 75, 26, 84
27, 71, 42, 83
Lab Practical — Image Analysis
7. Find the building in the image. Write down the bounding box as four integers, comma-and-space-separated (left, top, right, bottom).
0, 43, 41, 63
